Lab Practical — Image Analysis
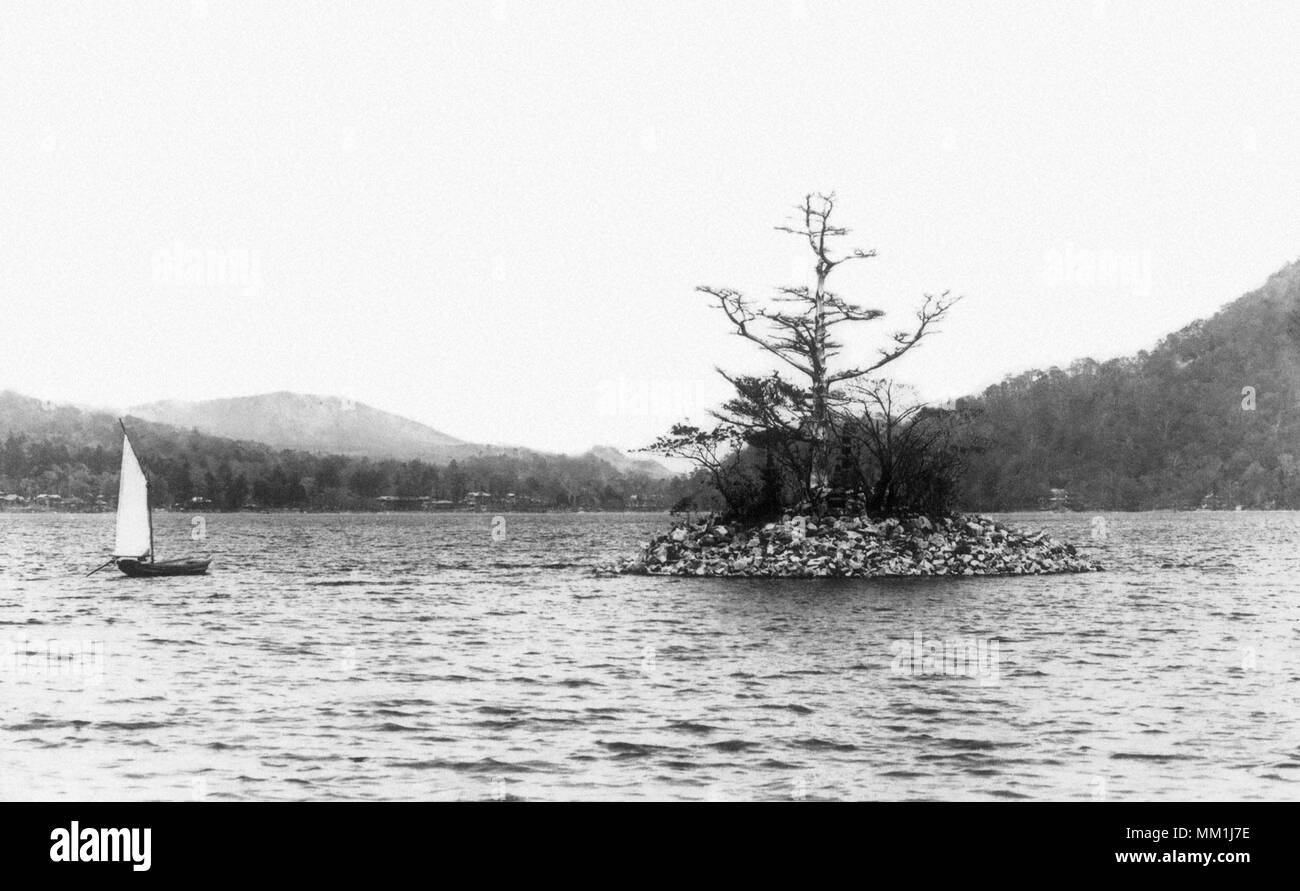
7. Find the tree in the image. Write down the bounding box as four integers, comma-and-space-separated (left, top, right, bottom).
641, 423, 762, 518
2, 434, 28, 479
711, 372, 815, 501
225, 472, 249, 510
696, 193, 958, 507
841, 380, 965, 514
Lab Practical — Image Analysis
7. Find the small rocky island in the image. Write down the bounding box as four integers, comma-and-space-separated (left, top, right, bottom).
609, 511, 1100, 578
615, 193, 1103, 581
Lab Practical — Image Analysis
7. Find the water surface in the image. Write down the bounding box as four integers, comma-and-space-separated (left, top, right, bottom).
0, 510, 1296, 800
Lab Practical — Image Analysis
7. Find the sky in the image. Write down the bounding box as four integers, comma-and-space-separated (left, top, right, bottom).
2, 1, 1299, 454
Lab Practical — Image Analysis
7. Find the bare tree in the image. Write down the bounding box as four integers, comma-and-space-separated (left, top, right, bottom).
698, 193, 958, 505
841, 380, 965, 514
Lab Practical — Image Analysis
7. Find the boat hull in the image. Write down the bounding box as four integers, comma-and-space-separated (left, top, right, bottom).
117, 558, 211, 577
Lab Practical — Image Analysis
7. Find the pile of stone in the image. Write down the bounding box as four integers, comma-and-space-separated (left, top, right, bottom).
607, 512, 1101, 578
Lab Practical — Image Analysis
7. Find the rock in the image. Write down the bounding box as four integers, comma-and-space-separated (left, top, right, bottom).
613, 510, 1102, 578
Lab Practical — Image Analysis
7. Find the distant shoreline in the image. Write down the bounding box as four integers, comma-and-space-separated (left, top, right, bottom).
0, 504, 1285, 516
0, 505, 674, 515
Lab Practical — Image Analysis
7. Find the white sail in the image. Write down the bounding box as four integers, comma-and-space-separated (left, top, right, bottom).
113, 433, 152, 558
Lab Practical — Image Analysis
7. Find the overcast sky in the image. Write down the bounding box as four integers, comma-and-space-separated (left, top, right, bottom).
2, 1, 1298, 453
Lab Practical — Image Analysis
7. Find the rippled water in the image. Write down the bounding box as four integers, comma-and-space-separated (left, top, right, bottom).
1, 510, 1297, 801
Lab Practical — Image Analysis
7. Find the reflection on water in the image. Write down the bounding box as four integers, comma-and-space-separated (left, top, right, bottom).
0, 510, 1296, 801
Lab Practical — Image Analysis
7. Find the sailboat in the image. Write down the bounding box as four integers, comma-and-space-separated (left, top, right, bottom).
95, 420, 211, 578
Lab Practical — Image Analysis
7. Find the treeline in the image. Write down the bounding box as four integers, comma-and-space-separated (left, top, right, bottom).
954, 260, 1300, 511
0, 422, 692, 511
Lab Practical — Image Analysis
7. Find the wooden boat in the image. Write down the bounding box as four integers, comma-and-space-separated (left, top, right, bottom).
117, 557, 211, 577
90, 421, 211, 578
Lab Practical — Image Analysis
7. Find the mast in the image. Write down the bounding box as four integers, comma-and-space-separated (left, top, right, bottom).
146, 477, 155, 562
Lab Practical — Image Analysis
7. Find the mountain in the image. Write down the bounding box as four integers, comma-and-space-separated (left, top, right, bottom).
954, 257, 1300, 510
584, 445, 677, 480
131, 392, 480, 461
131, 392, 675, 477
19, 241, 1300, 513
15, 240, 1300, 515
0, 391, 121, 446
0, 390, 687, 510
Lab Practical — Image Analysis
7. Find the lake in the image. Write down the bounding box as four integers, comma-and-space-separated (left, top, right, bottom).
0, 510, 1296, 801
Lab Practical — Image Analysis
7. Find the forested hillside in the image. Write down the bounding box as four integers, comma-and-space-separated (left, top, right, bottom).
0, 393, 688, 511
956, 258, 1300, 510
10, 256, 1300, 515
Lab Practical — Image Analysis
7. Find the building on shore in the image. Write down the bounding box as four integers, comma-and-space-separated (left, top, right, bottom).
377, 495, 432, 511
1045, 488, 1072, 511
